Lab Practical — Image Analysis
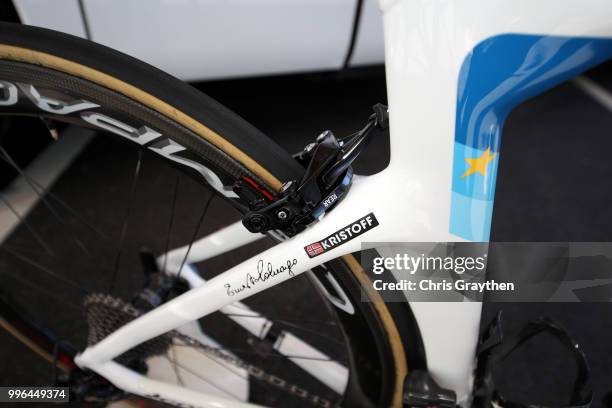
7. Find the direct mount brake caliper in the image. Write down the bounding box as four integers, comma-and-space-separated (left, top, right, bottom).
241, 103, 389, 237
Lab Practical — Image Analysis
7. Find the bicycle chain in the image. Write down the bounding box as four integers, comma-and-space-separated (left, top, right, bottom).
83, 293, 333, 407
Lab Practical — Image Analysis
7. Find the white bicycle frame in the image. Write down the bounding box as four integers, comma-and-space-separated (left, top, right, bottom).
74, 0, 612, 406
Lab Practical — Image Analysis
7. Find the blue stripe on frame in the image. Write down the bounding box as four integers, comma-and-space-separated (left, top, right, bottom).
450, 192, 493, 242
450, 34, 612, 241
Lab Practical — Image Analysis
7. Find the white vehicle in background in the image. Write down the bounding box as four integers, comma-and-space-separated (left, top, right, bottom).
13, 0, 384, 81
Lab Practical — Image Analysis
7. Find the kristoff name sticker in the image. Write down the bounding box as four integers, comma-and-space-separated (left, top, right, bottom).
305, 213, 379, 258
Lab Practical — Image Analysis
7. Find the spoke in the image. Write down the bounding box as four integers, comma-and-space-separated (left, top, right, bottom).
175, 339, 338, 404
109, 149, 143, 293
174, 338, 250, 380
162, 354, 241, 400
173, 343, 340, 363
0, 262, 86, 310
0, 246, 94, 294
0, 153, 110, 241
218, 301, 342, 344
218, 312, 343, 346
0, 146, 90, 255
177, 192, 214, 280
225, 304, 339, 328
2, 244, 115, 275
0, 194, 54, 255
0, 273, 81, 311
275, 320, 342, 345
162, 174, 180, 274
168, 346, 185, 387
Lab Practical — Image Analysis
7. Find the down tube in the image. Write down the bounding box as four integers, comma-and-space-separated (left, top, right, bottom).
380, 0, 612, 404
450, 35, 612, 241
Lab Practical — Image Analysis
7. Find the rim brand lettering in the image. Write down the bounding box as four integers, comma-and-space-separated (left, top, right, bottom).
305, 213, 379, 258
80, 111, 162, 145
18, 82, 99, 114
2, 80, 238, 198
0, 80, 18, 106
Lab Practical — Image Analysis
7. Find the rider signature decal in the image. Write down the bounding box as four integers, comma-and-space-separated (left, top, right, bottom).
225, 258, 298, 296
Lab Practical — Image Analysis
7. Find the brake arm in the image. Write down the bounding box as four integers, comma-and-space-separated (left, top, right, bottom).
240, 103, 388, 236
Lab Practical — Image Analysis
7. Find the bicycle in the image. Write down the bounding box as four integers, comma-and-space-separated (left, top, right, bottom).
0, 0, 611, 407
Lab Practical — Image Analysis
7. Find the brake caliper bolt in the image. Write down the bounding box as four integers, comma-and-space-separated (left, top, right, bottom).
246, 214, 268, 232
304, 142, 316, 154
316, 130, 331, 143
280, 180, 294, 193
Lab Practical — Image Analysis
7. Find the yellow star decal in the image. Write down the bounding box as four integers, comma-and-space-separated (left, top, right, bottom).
461, 147, 496, 179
